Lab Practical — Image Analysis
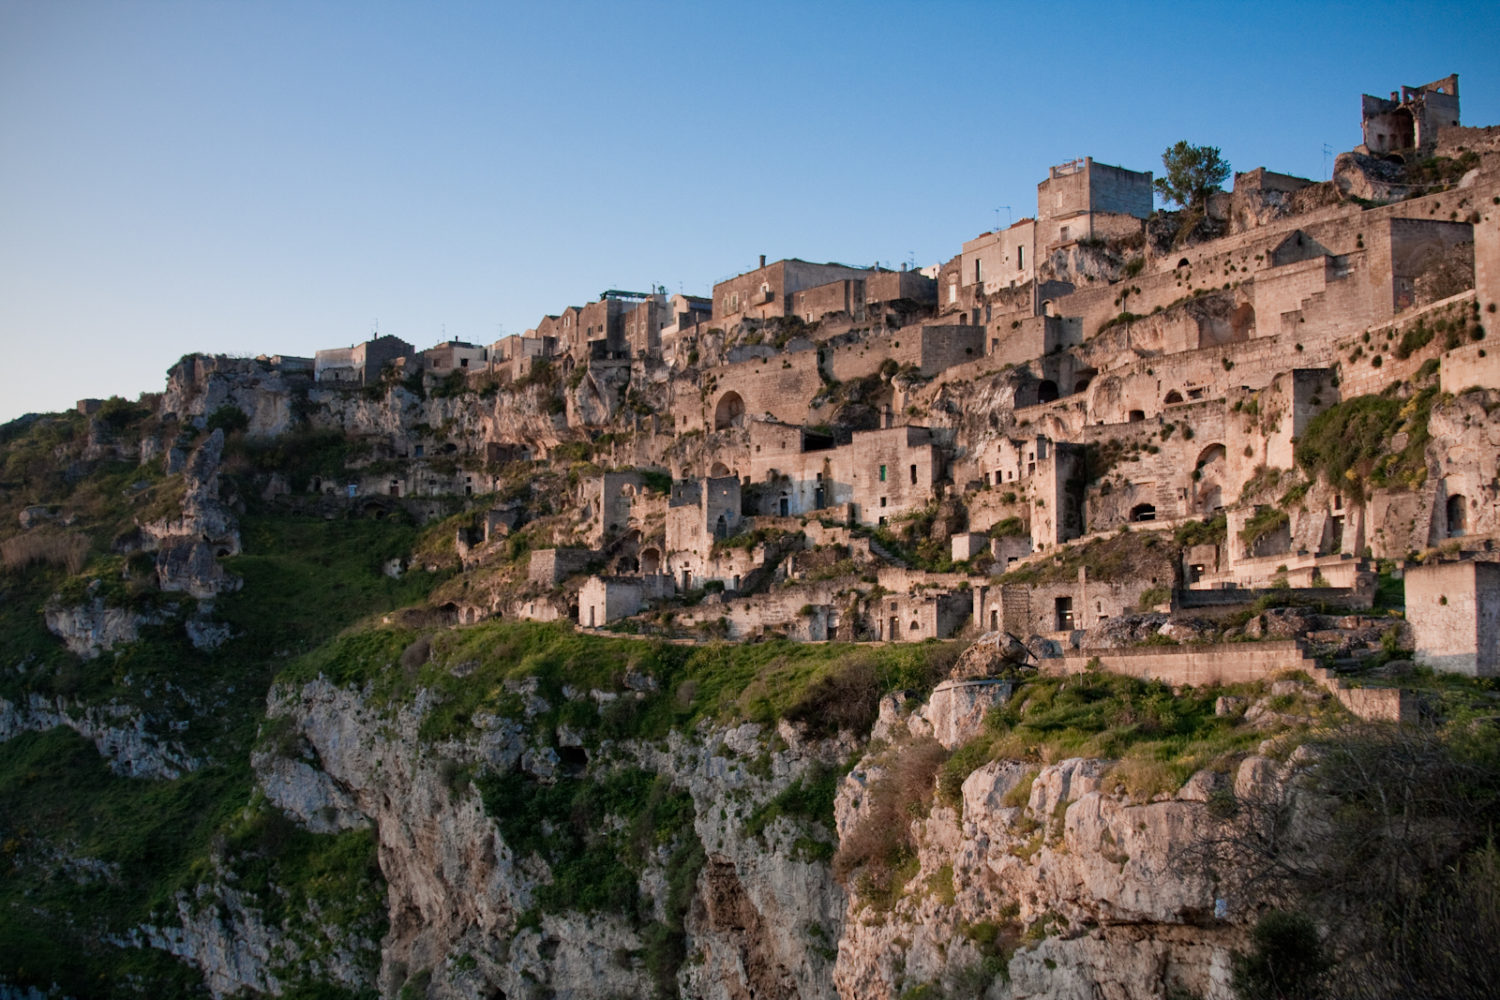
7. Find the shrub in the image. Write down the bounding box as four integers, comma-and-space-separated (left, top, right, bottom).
1230, 910, 1330, 1000
833, 737, 949, 906
783, 657, 881, 738
205, 405, 250, 435
1, 531, 90, 573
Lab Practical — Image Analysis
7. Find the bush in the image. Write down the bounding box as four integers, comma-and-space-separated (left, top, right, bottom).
783, 657, 881, 738
205, 405, 250, 435
834, 738, 949, 907
1231, 910, 1329, 1000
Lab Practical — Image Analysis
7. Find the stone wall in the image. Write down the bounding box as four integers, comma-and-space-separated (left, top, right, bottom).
528, 548, 595, 586
1040, 642, 1414, 721
1406, 559, 1500, 676
694, 350, 825, 432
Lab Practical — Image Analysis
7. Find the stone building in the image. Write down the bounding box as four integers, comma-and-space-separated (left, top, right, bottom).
313, 335, 416, 386
1359, 74, 1461, 157
1035, 157, 1153, 253
421, 340, 488, 373
579, 574, 674, 628
712, 258, 874, 327
1406, 559, 1500, 676
665, 476, 743, 591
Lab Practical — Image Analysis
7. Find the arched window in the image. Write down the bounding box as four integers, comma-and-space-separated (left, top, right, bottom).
714, 391, 745, 430
1164, 390, 1184, 405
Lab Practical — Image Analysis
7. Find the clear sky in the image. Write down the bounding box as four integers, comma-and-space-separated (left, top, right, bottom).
2, 0, 1497, 422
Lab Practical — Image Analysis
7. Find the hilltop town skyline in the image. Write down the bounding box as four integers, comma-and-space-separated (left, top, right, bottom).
3, 0, 1499, 423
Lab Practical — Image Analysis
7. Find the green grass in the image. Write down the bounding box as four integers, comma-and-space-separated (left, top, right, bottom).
0, 728, 247, 996
0, 494, 450, 993
475, 766, 697, 920
942, 672, 1325, 802
1295, 386, 1438, 501
999, 529, 1176, 586
295, 620, 962, 747
742, 760, 844, 859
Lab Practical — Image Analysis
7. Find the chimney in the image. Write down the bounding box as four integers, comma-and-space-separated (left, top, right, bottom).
758, 254, 766, 269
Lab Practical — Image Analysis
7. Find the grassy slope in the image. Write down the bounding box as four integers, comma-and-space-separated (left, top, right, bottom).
0, 407, 449, 996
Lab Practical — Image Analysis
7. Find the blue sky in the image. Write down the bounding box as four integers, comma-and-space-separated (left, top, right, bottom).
2, 0, 1497, 422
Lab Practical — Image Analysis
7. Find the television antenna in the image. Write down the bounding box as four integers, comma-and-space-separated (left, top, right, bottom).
1322, 144, 1334, 180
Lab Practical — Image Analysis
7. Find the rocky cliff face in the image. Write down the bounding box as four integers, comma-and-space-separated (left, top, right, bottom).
139, 658, 1276, 1000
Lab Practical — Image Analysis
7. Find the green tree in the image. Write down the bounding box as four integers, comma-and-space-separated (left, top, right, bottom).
1154, 141, 1230, 210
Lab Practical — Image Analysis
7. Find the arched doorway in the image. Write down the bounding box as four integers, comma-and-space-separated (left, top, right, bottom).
1130, 503, 1156, 522
1164, 390, 1183, 405
641, 547, 661, 574
1194, 444, 1227, 513
1037, 380, 1059, 404
714, 391, 746, 430
1448, 494, 1467, 537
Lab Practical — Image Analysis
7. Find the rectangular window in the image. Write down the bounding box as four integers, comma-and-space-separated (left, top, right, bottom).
1017, 246, 1024, 270
974, 259, 982, 283
879, 464, 886, 482
910, 464, 917, 485
880, 497, 887, 507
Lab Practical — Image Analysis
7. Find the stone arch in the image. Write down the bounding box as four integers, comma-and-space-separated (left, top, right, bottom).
710, 461, 732, 478
714, 391, 745, 430
1164, 390, 1184, 405
1037, 380, 1059, 404
1074, 377, 1092, 394
1448, 493, 1467, 537
1195, 444, 1228, 512
1130, 503, 1156, 522
1176, 258, 1190, 269
641, 547, 661, 574
1128, 409, 1146, 423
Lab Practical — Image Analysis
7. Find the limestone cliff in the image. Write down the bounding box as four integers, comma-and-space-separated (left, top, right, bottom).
125, 648, 1309, 1000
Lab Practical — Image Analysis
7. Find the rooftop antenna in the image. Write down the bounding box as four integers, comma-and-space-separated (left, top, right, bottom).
1322, 144, 1334, 181
995, 206, 1013, 230
372, 318, 379, 335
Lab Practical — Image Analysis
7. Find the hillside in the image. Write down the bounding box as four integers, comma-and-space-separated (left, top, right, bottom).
3, 72, 1500, 1000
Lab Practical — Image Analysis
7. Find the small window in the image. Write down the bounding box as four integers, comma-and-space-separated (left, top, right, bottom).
880, 497, 887, 507
910, 464, 918, 485
974, 259, 982, 283
879, 464, 887, 482
1017, 246, 1024, 270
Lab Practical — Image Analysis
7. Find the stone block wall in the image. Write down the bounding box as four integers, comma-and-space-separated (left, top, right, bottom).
1406, 559, 1500, 676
